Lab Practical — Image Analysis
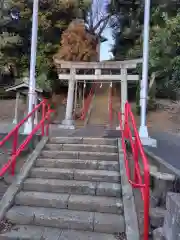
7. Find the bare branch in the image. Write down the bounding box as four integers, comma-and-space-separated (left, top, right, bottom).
86, 0, 110, 35
92, 14, 110, 33
89, 6, 94, 29
98, 17, 110, 36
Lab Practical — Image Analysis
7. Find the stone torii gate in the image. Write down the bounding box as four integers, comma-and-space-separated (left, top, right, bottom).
54, 59, 142, 129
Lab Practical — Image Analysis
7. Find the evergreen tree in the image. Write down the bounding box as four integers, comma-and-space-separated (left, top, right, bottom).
0, 0, 91, 91
109, 0, 180, 101
0, 0, 21, 74
109, 0, 180, 60
0, 0, 111, 91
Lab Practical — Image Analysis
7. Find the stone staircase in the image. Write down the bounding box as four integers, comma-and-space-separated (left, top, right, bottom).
0, 137, 126, 239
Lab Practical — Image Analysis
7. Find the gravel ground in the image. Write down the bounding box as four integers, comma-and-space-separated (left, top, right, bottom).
114, 232, 127, 240
0, 220, 13, 234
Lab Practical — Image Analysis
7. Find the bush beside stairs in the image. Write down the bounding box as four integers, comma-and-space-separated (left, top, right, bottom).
0, 137, 127, 239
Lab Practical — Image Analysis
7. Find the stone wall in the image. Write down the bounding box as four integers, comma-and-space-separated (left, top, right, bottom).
149, 166, 180, 239
163, 192, 180, 240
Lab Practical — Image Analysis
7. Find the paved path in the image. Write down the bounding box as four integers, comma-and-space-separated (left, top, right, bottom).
88, 86, 110, 126
146, 131, 180, 170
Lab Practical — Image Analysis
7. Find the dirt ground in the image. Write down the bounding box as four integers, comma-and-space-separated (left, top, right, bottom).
2, 97, 180, 134
0, 99, 26, 122
112, 96, 180, 133
134, 99, 180, 133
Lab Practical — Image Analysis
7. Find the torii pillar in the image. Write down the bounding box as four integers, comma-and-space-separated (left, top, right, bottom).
59, 68, 75, 129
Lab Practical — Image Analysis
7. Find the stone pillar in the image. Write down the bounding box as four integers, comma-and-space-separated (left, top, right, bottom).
95, 69, 101, 82
163, 192, 180, 240
74, 80, 78, 112
13, 91, 20, 124
60, 68, 75, 129
116, 67, 127, 130
121, 67, 128, 127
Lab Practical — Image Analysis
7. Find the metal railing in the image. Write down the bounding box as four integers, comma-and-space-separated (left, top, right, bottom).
80, 83, 97, 121
118, 102, 150, 240
0, 99, 53, 177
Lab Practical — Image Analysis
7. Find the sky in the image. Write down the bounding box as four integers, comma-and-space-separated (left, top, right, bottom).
100, 27, 114, 61
91, 0, 114, 61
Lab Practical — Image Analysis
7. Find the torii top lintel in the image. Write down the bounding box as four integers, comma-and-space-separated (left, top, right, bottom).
54, 58, 142, 70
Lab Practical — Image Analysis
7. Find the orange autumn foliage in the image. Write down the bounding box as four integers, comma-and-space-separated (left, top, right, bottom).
55, 20, 98, 61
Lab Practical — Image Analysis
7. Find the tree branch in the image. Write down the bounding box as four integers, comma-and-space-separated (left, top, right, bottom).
98, 17, 109, 36
92, 14, 110, 33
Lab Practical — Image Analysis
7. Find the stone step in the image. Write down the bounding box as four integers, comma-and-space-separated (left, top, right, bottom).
150, 207, 166, 229
49, 137, 117, 146
30, 168, 120, 183
68, 194, 123, 214
36, 158, 119, 171
73, 169, 120, 183
0, 225, 118, 240
40, 150, 118, 161
30, 168, 74, 180
23, 178, 122, 197
15, 191, 123, 214
45, 143, 118, 153
6, 206, 125, 234
15, 191, 69, 209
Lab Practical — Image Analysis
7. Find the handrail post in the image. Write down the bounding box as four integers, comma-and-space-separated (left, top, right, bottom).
133, 137, 139, 183
41, 101, 45, 136
144, 183, 150, 239
46, 105, 50, 136
143, 166, 150, 240
11, 128, 18, 175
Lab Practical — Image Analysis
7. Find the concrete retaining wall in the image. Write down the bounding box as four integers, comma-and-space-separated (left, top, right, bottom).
163, 192, 180, 240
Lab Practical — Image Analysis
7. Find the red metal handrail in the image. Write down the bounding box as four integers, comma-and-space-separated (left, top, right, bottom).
0, 99, 53, 177
118, 102, 150, 240
80, 83, 97, 120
